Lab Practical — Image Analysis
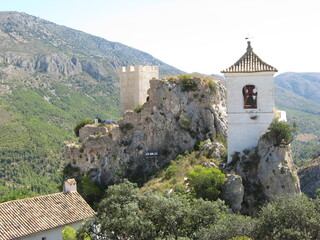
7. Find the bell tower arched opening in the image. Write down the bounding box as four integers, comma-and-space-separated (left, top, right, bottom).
243, 85, 257, 109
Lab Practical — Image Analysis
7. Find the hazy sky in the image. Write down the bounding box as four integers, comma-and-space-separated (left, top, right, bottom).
1, 0, 319, 75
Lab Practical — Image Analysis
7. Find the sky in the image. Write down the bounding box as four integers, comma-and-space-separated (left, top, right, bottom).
1, 0, 320, 75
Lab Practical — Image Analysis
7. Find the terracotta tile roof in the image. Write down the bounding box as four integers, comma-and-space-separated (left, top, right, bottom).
221, 41, 278, 73
0, 192, 95, 240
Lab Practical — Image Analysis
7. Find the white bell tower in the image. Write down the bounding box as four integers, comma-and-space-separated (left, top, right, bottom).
222, 41, 278, 163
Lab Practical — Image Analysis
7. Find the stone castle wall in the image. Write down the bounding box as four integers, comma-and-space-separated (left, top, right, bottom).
118, 65, 159, 114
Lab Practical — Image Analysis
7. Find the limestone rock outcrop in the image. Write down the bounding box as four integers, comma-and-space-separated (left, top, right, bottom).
221, 174, 244, 213
227, 131, 301, 216
298, 158, 320, 198
66, 77, 227, 185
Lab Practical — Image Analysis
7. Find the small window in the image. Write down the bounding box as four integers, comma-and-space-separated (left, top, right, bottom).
42, 237, 47, 240
243, 85, 257, 109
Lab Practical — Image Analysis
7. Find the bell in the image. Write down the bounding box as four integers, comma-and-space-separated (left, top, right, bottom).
247, 95, 254, 105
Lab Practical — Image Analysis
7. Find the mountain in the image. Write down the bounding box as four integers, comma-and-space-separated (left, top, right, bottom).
0, 11, 183, 202
276, 72, 320, 104
275, 72, 320, 166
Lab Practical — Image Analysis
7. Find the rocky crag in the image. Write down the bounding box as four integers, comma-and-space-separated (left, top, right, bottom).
66, 75, 301, 215
226, 131, 301, 215
66, 76, 227, 185
298, 157, 320, 198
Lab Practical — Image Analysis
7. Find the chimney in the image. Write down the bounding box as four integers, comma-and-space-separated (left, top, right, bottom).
63, 179, 77, 193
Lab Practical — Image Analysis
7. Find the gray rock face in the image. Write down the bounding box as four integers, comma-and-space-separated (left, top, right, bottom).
298, 159, 320, 198
0, 11, 183, 80
221, 174, 244, 213
257, 133, 301, 199
66, 77, 227, 185
229, 131, 301, 216
35, 54, 83, 75
79, 125, 108, 142
200, 139, 225, 159
0, 53, 109, 77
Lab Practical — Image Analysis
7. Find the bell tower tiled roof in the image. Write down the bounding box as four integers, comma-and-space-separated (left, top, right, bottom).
221, 41, 278, 73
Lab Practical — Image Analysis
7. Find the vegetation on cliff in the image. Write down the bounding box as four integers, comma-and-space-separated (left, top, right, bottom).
267, 118, 297, 146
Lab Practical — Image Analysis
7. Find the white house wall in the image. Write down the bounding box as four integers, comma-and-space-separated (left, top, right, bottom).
20, 222, 82, 240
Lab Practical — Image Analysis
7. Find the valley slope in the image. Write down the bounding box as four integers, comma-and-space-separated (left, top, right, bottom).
275, 72, 320, 166
0, 11, 182, 201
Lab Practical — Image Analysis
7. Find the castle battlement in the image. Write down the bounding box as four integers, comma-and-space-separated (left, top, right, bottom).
119, 65, 159, 73
118, 65, 159, 115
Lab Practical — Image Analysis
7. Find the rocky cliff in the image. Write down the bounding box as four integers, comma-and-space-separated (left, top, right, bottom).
226, 131, 301, 215
66, 76, 227, 185
66, 74, 301, 216
0, 11, 183, 79
298, 157, 320, 198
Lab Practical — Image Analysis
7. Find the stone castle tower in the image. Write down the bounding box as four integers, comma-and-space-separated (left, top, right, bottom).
222, 41, 278, 163
118, 65, 159, 114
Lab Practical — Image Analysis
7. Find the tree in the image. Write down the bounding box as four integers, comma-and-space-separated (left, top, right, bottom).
77, 174, 104, 206
74, 119, 92, 137
268, 119, 297, 146
187, 166, 226, 201
76, 180, 228, 240
62, 226, 76, 240
253, 195, 320, 240
196, 214, 255, 240
197, 214, 255, 240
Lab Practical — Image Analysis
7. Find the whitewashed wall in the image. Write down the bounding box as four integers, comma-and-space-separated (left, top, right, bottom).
21, 222, 81, 240
225, 72, 276, 162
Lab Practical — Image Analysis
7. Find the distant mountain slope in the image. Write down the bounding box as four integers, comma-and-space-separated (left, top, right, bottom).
275, 85, 320, 116
276, 72, 320, 104
0, 11, 183, 202
275, 73, 320, 166
0, 12, 182, 76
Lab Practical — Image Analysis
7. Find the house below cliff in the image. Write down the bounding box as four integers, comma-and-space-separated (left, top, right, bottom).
0, 179, 95, 240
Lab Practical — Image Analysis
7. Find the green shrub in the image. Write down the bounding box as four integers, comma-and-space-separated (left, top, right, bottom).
78, 174, 104, 207
62, 164, 80, 180
62, 226, 76, 240
77, 180, 228, 240
119, 123, 134, 133
164, 163, 178, 180
316, 188, 320, 198
179, 115, 191, 130
179, 75, 198, 91
187, 165, 226, 201
197, 214, 255, 240
229, 236, 253, 240
253, 195, 320, 240
207, 79, 217, 93
268, 119, 297, 146
74, 119, 92, 137
134, 104, 143, 113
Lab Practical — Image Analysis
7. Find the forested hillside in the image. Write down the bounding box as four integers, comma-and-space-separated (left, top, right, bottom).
0, 11, 182, 202
275, 72, 320, 166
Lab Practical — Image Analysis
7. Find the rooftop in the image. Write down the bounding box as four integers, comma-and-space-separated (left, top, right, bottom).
0, 191, 95, 240
221, 41, 278, 73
